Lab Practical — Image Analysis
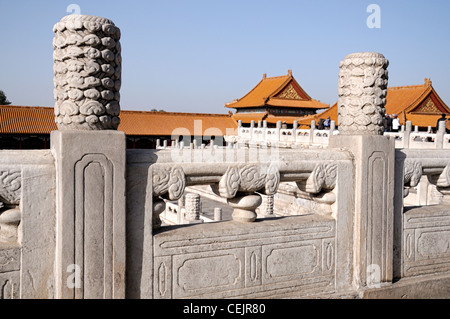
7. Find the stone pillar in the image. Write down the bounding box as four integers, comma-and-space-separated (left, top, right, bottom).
256, 194, 274, 217
53, 14, 122, 130
51, 14, 126, 299
330, 120, 336, 132
436, 120, 446, 149
403, 121, 412, 148
177, 196, 185, 224
214, 207, 222, 221
337, 52, 388, 135
184, 193, 203, 224
310, 120, 316, 144
329, 52, 394, 288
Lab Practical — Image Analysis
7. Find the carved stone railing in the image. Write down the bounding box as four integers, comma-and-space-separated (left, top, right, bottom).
0, 150, 56, 298
126, 146, 355, 298
226, 119, 338, 148
127, 147, 351, 228
394, 148, 450, 280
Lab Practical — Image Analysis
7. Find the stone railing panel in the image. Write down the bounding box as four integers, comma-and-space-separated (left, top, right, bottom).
153, 214, 337, 298
0, 150, 56, 299
125, 146, 354, 298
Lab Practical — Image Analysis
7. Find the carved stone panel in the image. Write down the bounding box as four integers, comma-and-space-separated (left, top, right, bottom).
403, 205, 450, 277
364, 151, 391, 283
153, 256, 172, 299
152, 215, 336, 298
262, 240, 322, 284
171, 249, 245, 298
0, 271, 20, 299
0, 248, 20, 273
74, 154, 114, 299
245, 246, 262, 287
51, 130, 126, 299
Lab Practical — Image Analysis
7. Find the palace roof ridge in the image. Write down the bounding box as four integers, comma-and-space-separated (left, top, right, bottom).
225, 73, 292, 106
225, 71, 328, 109
387, 78, 433, 91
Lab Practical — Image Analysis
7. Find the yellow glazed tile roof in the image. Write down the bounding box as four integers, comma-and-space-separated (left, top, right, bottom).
225, 72, 328, 110
0, 105, 238, 136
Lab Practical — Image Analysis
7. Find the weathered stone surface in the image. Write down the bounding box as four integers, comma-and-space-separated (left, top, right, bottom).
0, 169, 21, 205
401, 205, 450, 277
51, 130, 126, 299
330, 133, 395, 287
337, 52, 389, 135
153, 215, 336, 298
363, 272, 450, 299
184, 193, 202, 222
0, 151, 56, 298
53, 15, 121, 130
0, 271, 20, 299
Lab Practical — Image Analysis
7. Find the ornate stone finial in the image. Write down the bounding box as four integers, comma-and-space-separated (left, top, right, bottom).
288, 69, 292, 76
53, 14, 122, 130
337, 52, 389, 135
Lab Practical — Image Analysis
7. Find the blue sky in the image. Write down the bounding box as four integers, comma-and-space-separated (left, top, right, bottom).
0, 0, 449, 114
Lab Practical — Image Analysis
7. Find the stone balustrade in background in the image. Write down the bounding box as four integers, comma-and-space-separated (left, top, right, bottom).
227, 118, 450, 150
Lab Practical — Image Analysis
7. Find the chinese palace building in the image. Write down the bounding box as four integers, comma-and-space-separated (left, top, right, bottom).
225, 70, 329, 127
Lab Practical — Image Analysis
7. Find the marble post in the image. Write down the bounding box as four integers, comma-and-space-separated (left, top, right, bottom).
51, 14, 126, 299
184, 193, 203, 224
53, 14, 122, 130
329, 52, 394, 288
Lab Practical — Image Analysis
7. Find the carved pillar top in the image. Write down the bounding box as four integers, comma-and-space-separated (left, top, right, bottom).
337, 52, 389, 135
53, 14, 122, 130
